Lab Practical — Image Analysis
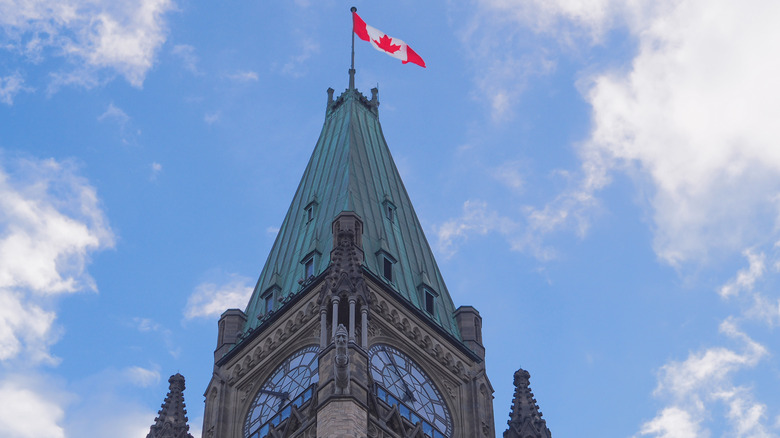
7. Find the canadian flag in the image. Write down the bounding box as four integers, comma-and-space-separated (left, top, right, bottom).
352, 11, 426, 68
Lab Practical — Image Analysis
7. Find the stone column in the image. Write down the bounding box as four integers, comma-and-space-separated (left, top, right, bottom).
348, 298, 356, 342
331, 297, 340, 339
361, 307, 368, 349
320, 308, 328, 348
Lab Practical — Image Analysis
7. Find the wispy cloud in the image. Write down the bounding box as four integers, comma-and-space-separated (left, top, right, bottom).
0, 73, 31, 105
0, 155, 113, 364
98, 103, 137, 145
225, 70, 259, 82
149, 162, 162, 181
172, 44, 200, 75
184, 274, 253, 320
435, 200, 522, 258
124, 366, 160, 388
204, 112, 220, 125
0, 0, 176, 89
638, 319, 772, 438
461, 0, 780, 267
0, 374, 68, 438
130, 316, 179, 358
720, 249, 765, 298
278, 37, 319, 78
98, 102, 130, 125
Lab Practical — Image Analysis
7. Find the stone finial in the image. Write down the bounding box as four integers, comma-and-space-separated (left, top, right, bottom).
146, 373, 194, 438
504, 368, 552, 438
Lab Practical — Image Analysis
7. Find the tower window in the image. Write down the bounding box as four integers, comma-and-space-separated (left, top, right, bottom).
304, 258, 314, 279
383, 257, 393, 282
382, 198, 396, 224
425, 290, 435, 315
304, 199, 318, 223
264, 294, 274, 314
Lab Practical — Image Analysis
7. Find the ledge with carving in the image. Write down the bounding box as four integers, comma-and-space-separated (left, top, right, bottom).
225, 292, 321, 388
368, 289, 473, 383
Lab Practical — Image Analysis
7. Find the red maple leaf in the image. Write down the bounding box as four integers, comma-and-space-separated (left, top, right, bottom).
373, 34, 401, 54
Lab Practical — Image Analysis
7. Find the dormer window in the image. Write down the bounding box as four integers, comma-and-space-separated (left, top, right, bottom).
300, 250, 320, 284
304, 257, 315, 279
376, 249, 397, 284
425, 290, 435, 315
382, 198, 396, 224
383, 257, 393, 282
304, 198, 318, 224
260, 284, 281, 318
419, 285, 438, 316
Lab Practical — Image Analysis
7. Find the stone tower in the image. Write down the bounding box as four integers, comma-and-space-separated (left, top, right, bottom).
147, 373, 195, 438
201, 78, 495, 438
503, 369, 551, 438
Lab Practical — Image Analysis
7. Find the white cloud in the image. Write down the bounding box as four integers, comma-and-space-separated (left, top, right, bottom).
580, 0, 780, 265
204, 112, 220, 124
150, 161, 162, 180
279, 37, 319, 78
435, 200, 521, 258
184, 274, 253, 320
477, 0, 620, 40
0, 156, 113, 364
0, 376, 67, 438
124, 366, 160, 387
133, 317, 161, 332
465, 0, 780, 267
492, 161, 525, 192
226, 70, 259, 82
0, 73, 31, 105
63, 367, 162, 438
718, 248, 780, 327
638, 406, 701, 438
129, 316, 180, 358
720, 249, 766, 298
0, 0, 175, 88
98, 102, 130, 125
172, 44, 200, 75
638, 320, 772, 438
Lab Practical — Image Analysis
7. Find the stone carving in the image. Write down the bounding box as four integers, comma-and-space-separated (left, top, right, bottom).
318, 215, 371, 310
334, 324, 350, 395
370, 290, 472, 381
226, 296, 319, 387
146, 373, 194, 438
240, 381, 254, 403
504, 368, 552, 438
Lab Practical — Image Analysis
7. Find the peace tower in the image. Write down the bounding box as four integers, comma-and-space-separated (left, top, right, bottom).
189, 72, 552, 438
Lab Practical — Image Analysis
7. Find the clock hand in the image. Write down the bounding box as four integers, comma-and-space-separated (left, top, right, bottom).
256, 388, 290, 400
381, 346, 416, 403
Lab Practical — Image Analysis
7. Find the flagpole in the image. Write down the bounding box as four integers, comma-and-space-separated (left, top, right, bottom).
349, 6, 356, 89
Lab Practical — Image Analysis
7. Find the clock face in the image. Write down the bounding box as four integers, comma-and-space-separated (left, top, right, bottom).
244, 345, 319, 437
368, 344, 452, 436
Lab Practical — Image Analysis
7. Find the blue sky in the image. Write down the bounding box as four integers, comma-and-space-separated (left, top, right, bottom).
1, 1, 779, 437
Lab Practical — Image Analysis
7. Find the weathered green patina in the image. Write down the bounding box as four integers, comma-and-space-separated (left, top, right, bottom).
243, 85, 461, 339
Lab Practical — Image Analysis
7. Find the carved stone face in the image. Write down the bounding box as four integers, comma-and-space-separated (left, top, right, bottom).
335, 324, 348, 346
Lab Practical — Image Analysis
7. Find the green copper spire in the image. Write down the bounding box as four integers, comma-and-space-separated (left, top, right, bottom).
244, 85, 461, 339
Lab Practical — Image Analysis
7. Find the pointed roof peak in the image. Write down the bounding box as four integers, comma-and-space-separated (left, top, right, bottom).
146, 373, 194, 438
504, 368, 552, 438
243, 83, 462, 340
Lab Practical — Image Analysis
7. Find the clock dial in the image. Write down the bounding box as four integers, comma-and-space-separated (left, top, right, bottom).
369, 344, 452, 436
244, 345, 319, 437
